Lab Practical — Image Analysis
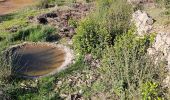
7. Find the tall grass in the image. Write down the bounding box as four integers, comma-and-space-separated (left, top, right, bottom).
11, 25, 57, 42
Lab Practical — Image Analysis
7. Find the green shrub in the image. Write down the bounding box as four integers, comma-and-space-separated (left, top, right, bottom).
100, 30, 167, 99
141, 82, 162, 100
73, 0, 132, 58
73, 18, 111, 58
11, 25, 57, 42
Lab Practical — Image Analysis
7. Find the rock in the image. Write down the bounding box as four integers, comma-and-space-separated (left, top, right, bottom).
28, 16, 34, 20
71, 93, 82, 100
0, 91, 3, 95
0, 90, 3, 99
31, 2, 92, 39
128, 0, 143, 5
132, 10, 155, 36
147, 48, 156, 55
148, 32, 170, 88
0, 36, 3, 41
84, 54, 93, 63
151, 32, 170, 58
36, 15, 48, 24
46, 34, 60, 42
163, 75, 170, 88
8, 26, 18, 32
167, 54, 170, 69
60, 27, 69, 32
46, 12, 58, 18
128, 0, 155, 5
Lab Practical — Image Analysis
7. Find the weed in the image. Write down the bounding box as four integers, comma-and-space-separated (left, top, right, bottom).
141, 82, 162, 100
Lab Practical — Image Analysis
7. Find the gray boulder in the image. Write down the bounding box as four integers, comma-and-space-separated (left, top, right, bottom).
132, 10, 154, 36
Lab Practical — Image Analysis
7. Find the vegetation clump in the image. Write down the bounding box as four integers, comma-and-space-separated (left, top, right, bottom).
100, 30, 167, 99
73, 0, 132, 58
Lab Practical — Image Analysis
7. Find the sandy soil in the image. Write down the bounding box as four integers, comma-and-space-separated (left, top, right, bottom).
0, 0, 35, 15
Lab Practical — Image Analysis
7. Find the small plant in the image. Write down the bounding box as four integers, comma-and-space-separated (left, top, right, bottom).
141, 82, 162, 100
68, 19, 78, 28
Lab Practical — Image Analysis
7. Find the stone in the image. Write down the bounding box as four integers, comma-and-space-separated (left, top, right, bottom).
167, 54, 170, 69
147, 30, 170, 88
84, 54, 93, 63
71, 93, 82, 100
0, 91, 3, 95
36, 15, 48, 24
46, 12, 58, 18
128, 0, 154, 5
132, 10, 155, 36
128, 0, 143, 5
147, 48, 156, 55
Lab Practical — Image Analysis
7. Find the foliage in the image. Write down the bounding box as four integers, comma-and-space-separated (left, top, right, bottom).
73, 18, 110, 58
68, 19, 78, 28
141, 82, 162, 100
11, 25, 57, 42
100, 30, 167, 99
73, 0, 132, 58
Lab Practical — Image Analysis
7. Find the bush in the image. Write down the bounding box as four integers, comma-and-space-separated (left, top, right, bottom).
100, 30, 167, 99
11, 25, 58, 42
73, 18, 111, 58
73, 0, 132, 58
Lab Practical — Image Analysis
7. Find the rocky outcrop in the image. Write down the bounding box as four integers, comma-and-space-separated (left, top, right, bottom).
128, 0, 143, 5
128, 0, 154, 5
148, 32, 170, 68
132, 10, 154, 36
147, 30, 170, 87
132, 9, 170, 87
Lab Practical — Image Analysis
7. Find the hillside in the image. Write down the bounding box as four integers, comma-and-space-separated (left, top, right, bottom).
0, 0, 170, 100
